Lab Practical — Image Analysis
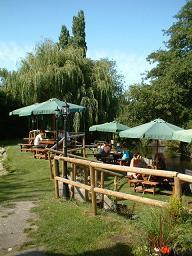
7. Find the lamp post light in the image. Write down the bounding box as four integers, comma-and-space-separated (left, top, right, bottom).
61, 102, 70, 199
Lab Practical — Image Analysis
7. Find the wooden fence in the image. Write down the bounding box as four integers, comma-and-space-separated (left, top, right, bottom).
48, 152, 192, 216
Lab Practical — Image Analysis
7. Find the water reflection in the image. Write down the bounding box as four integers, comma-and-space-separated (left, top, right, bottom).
140, 145, 192, 173
165, 150, 192, 173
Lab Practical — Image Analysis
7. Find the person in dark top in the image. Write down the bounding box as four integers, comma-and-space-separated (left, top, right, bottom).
100, 142, 111, 157
155, 153, 166, 170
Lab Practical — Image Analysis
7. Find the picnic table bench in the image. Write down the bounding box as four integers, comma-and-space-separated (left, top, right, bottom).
129, 178, 160, 195
142, 180, 160, 195
32, 148, 48, 160
19, 143, 33, 152
129, 178, 143, 188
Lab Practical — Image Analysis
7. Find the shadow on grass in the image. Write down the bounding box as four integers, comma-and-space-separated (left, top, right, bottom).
0, 170, 53, 203
15, 243, 133, 256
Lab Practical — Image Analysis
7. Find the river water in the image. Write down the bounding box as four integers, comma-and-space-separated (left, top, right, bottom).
141, 145, 192, 174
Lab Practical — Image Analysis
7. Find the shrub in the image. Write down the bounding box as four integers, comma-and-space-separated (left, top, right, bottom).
138, 197, 192, 255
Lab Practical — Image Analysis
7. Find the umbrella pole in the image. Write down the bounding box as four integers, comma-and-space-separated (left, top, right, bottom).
156, 139, 159, 156
112, 133, 115, 145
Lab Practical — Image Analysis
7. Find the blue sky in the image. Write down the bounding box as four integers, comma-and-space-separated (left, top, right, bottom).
0, 0, 187, 86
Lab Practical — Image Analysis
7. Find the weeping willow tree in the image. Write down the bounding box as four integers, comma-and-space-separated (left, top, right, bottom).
2, 40, 123, 131
1, 10, 123, 132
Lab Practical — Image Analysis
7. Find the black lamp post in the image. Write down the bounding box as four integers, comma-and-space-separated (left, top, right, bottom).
61, 102, 70, 199
55, 106, 60, 150
31, 111, 35, 130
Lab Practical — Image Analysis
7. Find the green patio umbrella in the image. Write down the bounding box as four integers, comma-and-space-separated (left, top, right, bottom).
11, 98, 85, 116
119, 119, 183, 140
89, 121, 129, 133
172, 129, 192, 143
9, 103, 39, 116
119, 118, 183, 154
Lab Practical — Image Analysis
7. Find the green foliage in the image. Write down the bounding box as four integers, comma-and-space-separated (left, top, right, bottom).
146, 0, 192, 125
166, 0, 192, 53
137, 197, 192, 255
58, 25, 70, 49
167, 196, 190, 222
139, 207, 174, 249
133, 245, 156, 256
119, 1, 192, 127
72, 10, 87, 57
172, 223, 192, 255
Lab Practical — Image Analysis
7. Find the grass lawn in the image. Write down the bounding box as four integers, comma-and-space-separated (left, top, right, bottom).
0, 141, 191, 255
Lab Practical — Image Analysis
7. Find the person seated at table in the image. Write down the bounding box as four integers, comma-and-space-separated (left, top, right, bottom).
117, 144, 132, 165
100, 141, 111, 157
127, 153, 143, 179
115, 143, 123, 153
95, 141, 112, 162
34, 129, 45, 147
130, 153, 142, 167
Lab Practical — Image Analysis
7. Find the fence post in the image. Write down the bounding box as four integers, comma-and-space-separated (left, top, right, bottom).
82, 135, 86, 158
174, 176, 182, 199
84, 167, 89, 201
71, 163, 75, 199
54, 159, 60, 198
90, 166, 97, 215
54, 178, 59, 198
100, 171, 104, 207
48, 152, 54, 179
95, 169, 98, 187
54, 158, 60, 177
114, 176, 118, 191
61, 159, 64, 178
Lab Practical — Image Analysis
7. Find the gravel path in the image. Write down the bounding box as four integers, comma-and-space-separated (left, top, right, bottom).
0, 201, 44, 256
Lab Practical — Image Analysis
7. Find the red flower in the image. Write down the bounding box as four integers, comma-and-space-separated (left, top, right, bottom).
160, 246, 171, 255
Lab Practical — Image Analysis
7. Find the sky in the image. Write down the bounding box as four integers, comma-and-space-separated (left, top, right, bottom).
0, 0, 187, 86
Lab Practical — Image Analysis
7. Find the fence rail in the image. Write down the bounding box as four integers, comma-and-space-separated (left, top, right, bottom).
48, 152, 192, 216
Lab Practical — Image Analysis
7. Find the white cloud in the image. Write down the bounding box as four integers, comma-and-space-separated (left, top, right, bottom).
87, 49, 153, 86
0, 41, 33, 70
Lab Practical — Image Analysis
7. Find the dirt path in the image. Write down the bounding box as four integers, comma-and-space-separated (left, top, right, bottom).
0, 201, 44, 256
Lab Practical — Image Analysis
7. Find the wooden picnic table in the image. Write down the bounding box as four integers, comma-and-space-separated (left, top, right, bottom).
40, 139, 56, 147
130, 178, 160, 195
142, 180, 160, 195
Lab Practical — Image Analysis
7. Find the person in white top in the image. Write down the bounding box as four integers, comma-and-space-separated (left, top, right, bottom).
34, 130, 45, 146
128, 153, 142, 179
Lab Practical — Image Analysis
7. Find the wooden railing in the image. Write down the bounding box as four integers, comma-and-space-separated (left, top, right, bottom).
48, 152, 192, 215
